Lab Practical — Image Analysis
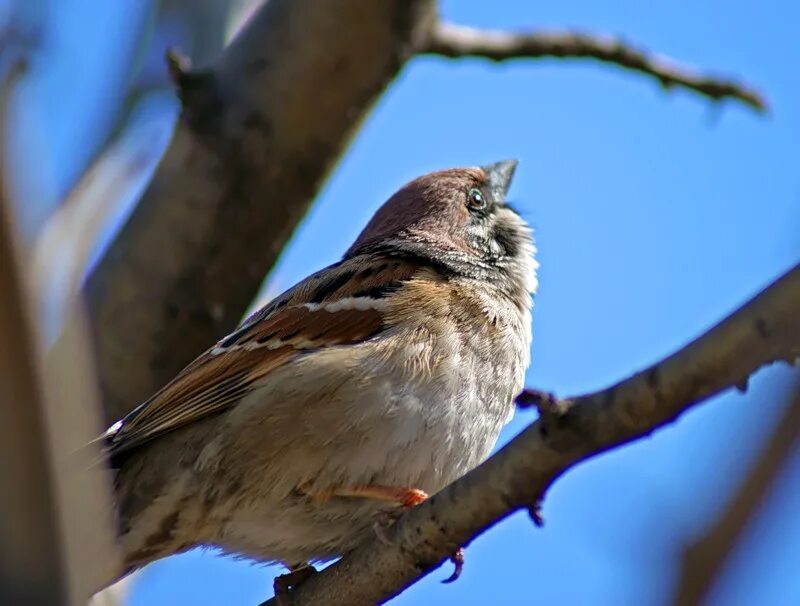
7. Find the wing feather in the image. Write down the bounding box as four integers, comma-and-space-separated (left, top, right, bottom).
107, 256, 421, 457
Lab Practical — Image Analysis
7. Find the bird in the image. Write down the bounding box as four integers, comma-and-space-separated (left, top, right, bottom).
105, 160, 538, 592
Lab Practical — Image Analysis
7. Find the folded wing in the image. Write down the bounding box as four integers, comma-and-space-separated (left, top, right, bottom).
106, 256, 423, 457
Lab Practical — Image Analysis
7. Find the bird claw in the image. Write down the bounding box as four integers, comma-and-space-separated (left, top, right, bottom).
441, 547, 464, 584
365, 492, 464, 584
371, 507, 404, 546
273, 563, 317, 603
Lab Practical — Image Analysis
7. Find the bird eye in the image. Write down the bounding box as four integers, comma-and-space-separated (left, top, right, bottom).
467, 188, 487, 211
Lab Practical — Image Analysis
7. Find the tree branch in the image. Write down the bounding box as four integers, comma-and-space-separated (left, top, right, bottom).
423, 22, 766, 112
0, 61, 119, 604
86, 0, 437, 422
673, 382, 800, 605
0, 65, 67, 606
262, 262, 800, 606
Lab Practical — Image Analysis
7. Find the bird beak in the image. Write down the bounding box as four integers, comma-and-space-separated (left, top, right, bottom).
482, 159, 518, 200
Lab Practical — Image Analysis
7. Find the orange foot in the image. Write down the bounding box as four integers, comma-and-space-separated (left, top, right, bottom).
303, 484, 465, 583
307, 484, 429, 507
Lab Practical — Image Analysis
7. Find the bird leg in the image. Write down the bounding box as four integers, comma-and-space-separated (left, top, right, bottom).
307, 484, 429, 507
306, 484, 466, 583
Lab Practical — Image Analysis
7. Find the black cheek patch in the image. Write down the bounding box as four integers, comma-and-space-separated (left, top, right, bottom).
492, 225, 521, 258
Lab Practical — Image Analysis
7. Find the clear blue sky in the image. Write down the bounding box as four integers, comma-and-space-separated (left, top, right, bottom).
10, 1, 800, 604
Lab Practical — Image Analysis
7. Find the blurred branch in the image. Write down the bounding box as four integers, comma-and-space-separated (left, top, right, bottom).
40, 307, 123, 599
0, 95, 68, 605
1, 63, 119, 603
33, 91, 177, 348
1, 232, 120, 603
423, 22, 767, 112
87, 0, 438, 422
262, 263, 800, 606
673, 382, 800, 606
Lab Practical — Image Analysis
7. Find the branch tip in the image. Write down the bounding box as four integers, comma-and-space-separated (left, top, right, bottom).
528, 502, 545, 528
516, 389, 562, 418
423, 22, 767, 113
164, 47, 219, 121
165, 47, 191, 86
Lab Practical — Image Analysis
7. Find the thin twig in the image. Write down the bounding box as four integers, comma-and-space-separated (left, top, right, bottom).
423, 22, 766, 112
261, 262, 800, 605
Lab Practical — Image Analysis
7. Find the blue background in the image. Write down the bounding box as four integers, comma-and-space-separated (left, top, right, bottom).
6, 1, 799, 604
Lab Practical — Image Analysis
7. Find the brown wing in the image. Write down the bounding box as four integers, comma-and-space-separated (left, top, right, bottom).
106, 256, 422, 456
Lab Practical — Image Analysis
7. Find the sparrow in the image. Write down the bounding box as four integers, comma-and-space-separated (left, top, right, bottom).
105, 160, 538, 590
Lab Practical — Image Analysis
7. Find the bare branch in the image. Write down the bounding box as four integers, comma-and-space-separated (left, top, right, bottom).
0, 70, 67, 605
673, 383, 800, 606
0, 61, 119, 605
87, 0, 438, 422
261, 263, 800, 605
423, 22, 766, 112
32, 90, 174, 348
